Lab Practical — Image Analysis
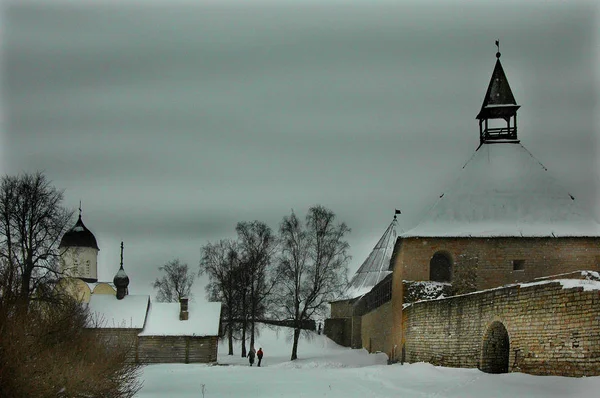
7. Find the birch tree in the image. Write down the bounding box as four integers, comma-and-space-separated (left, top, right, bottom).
276, 205, 350, 360
0, 172, 73, 305
152, 259, 196, 302
199, 239, 242, 356
236, 221, 278, 351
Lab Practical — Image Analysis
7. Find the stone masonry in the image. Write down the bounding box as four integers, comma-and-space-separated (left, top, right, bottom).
402, 281, 600, 377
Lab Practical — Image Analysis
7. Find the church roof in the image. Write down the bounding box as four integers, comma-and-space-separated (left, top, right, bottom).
87, 294, 150, 329
402, 142, 600, 238
344, 216, 398, 299
59, 215, 100, 250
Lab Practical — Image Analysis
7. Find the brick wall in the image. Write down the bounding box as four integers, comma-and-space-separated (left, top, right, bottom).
402, 281, 600, 376
395, 237, 600, 290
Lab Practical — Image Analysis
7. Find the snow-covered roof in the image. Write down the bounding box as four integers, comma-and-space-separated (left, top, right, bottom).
87, 294, 150, 329
138, 301, 221, 337
343, 217, 397, 299
403, 142, 600, 238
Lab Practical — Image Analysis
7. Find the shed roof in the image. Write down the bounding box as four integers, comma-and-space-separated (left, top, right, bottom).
138, 301, 222, 337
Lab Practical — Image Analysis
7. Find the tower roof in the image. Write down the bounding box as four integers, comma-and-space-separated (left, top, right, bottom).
402, 142, 600, 238
59, 215, 99, 250
476, 53, 520, 120
344, 215, 398, 299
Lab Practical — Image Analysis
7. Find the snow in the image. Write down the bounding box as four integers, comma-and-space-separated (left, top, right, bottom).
138, 301, 221, 337
403, 142, 600, 238
87, 294, 150, 329
520, 279, 600, 292
136, 325, 600, 397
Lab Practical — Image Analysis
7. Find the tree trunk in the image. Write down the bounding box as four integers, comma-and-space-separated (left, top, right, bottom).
250, 318, 255, 349
241, 321, 247, 358
290, 327, 300, 360
227, 322, 234, 356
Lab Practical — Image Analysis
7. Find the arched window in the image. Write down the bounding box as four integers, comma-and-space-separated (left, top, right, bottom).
429, 252, 452, 282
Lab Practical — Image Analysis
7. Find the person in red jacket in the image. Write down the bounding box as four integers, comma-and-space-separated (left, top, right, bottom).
257, 347, 264, 367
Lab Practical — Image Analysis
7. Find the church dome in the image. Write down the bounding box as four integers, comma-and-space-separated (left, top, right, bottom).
59, 215, 100, 250
113, 265, 130, 288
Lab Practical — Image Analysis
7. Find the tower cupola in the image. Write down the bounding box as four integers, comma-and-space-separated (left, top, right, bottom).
59, 205, 99, 282
113, 241, 129, 300
476, 41, 521, 145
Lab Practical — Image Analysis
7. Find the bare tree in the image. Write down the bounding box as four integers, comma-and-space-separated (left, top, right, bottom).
236, 221, 278, 351
152, 259, 196, 302
276, 205, 350, 360
199, 239, 242, 356
0, 172, 74, 306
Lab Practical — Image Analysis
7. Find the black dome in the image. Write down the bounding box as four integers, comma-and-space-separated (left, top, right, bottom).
113, 265, 130, 288
59, 215, 99, 250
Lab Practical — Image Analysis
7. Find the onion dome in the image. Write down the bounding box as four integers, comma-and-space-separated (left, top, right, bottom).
59, 215, 100, 250
113, 265, 130, 288
114, 242, 129, 299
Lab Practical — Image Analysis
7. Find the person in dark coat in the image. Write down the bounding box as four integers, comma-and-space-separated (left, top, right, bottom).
248, 347, 256, 366
257, 347, 263, 367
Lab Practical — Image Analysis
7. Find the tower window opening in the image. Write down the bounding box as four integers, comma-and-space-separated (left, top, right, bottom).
512, 260, 525, 271
430, 252, 452, 282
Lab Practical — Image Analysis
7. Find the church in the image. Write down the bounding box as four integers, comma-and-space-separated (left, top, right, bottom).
326, 47, 600, 377
58, 211, 222, 364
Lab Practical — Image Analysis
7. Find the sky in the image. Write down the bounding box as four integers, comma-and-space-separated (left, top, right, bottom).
136, 324, 600, 397
1, 0, 599, 299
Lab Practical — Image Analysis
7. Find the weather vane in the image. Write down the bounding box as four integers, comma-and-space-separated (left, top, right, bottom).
79, 200, 82, 217
120, 241, 124, 268
495, 39, 501, 58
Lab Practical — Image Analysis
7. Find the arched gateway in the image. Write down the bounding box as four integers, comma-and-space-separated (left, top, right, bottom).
480, 321, 510, 373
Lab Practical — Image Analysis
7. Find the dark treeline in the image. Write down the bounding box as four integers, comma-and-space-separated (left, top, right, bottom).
0, 172, 142, 397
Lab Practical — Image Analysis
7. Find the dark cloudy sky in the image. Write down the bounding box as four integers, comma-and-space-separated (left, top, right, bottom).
2, 0, 599, 300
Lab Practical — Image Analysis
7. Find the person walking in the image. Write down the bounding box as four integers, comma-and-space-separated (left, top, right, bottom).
257, 347, 264, 367
248, 347, 256, 366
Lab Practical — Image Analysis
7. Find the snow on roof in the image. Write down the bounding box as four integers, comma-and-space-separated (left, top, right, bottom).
87, 294, 150, 329
403, 142, 600, 238
343, 217, 397, 299
138, 301, 221, 337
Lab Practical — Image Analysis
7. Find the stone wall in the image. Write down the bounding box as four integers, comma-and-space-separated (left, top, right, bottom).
402, 281, 600, 376
395, 237, 600, 290
360, 301, 393, 355
324, 317, 352, 347
330, 299, 356, 318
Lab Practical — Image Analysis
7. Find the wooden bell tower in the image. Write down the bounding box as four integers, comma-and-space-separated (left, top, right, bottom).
476, 41, 521, 145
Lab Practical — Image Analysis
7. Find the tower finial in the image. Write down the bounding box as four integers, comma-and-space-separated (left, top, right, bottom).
394, 209, 401, 220
120, 241, 124, 268
495, 39, 500, 58
79, 200, 82, 217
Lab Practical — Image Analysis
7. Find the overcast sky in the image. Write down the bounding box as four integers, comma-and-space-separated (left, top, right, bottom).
2, 0, 599, 300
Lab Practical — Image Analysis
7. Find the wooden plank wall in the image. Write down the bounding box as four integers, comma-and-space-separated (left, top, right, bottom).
138, 336, 218, 363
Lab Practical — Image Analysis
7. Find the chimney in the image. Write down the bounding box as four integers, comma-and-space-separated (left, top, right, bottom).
179, 298, 189, 321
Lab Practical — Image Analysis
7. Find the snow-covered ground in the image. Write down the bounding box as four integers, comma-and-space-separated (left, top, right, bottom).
138, 325, 600, 397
